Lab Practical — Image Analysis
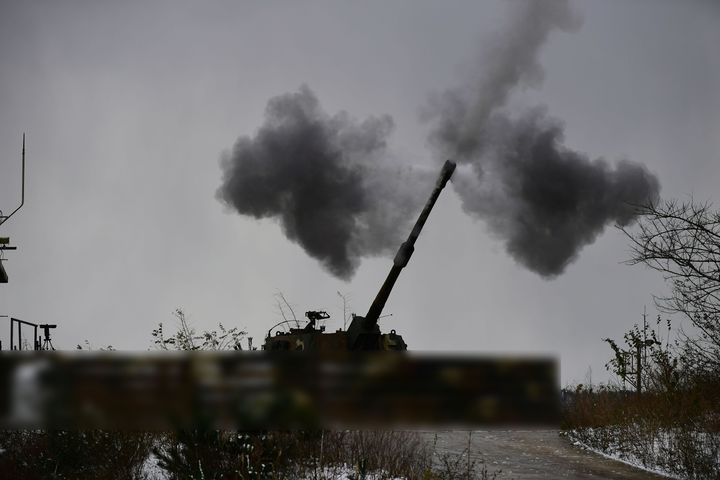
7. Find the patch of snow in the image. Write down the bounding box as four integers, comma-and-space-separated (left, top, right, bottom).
141, 451, 168, 480
569, 435, 680, 479
297, 464, 404, 480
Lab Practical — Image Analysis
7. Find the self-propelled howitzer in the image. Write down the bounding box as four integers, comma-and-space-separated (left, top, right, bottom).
263, 160, 456, 352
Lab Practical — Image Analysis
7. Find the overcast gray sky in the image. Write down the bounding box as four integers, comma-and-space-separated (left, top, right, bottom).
0, 0, 718, 385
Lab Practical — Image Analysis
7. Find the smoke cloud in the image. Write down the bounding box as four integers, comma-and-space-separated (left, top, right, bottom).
217, 86, 430, 279
219, 1, 661, 279
425, 1, 660, 276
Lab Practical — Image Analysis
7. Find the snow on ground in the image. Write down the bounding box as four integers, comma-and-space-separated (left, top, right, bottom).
141, 451, 168, 480
139, 455, 400, 480
565, 427, 720, 479
297, 465, 403, 480
567, 433, 679, 479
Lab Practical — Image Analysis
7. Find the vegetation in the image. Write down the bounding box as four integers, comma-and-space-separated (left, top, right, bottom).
563, 199, 720, 479
18, 194, 720, 479
0, 430, 153, 480
621, 199, 720, 372
563, 379, 720, 479
0, 309, 505, 479
152, 308, 247, 351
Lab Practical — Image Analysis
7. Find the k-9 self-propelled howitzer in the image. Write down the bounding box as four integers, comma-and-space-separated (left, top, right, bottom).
263, 160, 456, 352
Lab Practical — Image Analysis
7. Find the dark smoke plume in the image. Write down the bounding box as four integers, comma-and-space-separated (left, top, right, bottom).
217, 86, 430, 279
425, 1, 660, 276
220, 2, 660, 279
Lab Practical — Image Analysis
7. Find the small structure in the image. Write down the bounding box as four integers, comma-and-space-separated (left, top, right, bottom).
0, 316, 57, 351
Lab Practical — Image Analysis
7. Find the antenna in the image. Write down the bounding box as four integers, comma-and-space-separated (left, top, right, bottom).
0, 133, 26, 228
0, 134, 25, 283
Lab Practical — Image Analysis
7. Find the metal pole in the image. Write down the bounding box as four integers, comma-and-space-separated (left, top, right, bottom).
0, 134, 26, 228
636, 344, 642, 396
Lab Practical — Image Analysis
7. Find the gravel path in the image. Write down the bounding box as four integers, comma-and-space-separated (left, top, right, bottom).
424, 430, 670, 479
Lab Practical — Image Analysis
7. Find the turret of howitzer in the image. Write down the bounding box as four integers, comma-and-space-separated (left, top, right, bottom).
345, 159, 456, 350
262, 160, 456, 352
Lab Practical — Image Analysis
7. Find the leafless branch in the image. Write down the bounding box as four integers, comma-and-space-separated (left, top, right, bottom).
619, 199, 720, 371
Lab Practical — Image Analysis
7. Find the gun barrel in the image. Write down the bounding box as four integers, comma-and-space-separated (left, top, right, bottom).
364, 160, 456, 326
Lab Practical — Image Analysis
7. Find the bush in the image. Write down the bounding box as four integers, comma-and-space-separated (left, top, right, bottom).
0, 430, 153, 480
563, 381, 720, 479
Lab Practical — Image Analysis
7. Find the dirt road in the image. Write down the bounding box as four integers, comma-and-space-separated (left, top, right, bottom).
426, 430, 669, 479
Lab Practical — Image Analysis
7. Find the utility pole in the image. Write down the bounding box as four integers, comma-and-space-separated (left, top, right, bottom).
636, 306, 648, 396
636, 342, 642, 396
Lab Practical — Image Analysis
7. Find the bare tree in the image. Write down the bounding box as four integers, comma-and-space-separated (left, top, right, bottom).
621, 199, 720, 371
274, 291, 300, 328
337, 291, 352, 330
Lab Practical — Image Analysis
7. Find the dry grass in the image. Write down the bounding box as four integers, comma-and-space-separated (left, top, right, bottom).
0, 430, 153, 480
562, 380, 720, 479
0, 429, 507, 480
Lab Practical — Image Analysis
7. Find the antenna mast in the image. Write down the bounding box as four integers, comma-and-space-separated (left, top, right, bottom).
0, 134, 26, 227
0, 134, 25, 282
